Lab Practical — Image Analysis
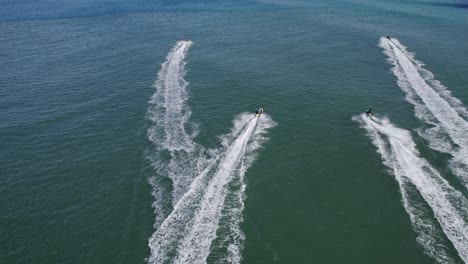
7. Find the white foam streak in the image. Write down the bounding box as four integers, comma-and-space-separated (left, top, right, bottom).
149, 41, 194, 151
379, 37, 468, 189
148, 114, 276, 264
355, 115, 468, 263
147, 41, 204, 209
175, 118, 257, 263
147, 41, 275, 263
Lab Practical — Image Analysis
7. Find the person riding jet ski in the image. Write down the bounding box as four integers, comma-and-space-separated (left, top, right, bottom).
386, 35, 391, 40
366, 108, 372, 117
255, 107, 264, 117
185, 36, 190, 42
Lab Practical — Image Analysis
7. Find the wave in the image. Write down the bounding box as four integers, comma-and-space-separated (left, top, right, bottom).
354, 114, 468, 263
148, 113, 276, 264
379, 37, 468, 189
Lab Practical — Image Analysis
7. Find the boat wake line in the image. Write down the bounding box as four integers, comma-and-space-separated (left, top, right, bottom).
147, 40, 205, 226
354, 114, 468, 263
146, 41, 276, 263
379, 37, 468, 190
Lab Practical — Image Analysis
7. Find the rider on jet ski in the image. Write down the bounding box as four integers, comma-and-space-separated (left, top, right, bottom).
255, 107, 264, 116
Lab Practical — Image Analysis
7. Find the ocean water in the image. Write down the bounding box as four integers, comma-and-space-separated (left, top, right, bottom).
1, 0, 468, 263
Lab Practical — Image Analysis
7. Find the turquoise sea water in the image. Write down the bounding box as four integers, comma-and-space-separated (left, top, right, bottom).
1, 0, 468, 263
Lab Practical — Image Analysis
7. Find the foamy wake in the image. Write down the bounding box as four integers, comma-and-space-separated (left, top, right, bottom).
146, 41, 276, 263
379, 37, 468, 189
148, 113, 275, 264
147, 40, 209, 227
354, 115, 468, 263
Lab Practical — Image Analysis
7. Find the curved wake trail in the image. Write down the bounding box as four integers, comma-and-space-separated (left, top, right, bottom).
147, 40, 207, 226
148, 113, 276, 264
146, 41, 275, 263
354, 115, 468, 263
379, 37, 468, 189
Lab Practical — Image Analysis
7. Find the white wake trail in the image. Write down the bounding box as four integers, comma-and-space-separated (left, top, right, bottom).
149, 41, 194, 152
147, 40, 208, 227
148, 113, 276, 264
354, 115, 468, 263
379, 37, 468, 189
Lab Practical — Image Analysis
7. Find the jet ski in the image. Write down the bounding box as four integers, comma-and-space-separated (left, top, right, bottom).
255, 107, 264, 117
185, 36, 190, 42
386, 35, 391, 40
365, 108, 373, 118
